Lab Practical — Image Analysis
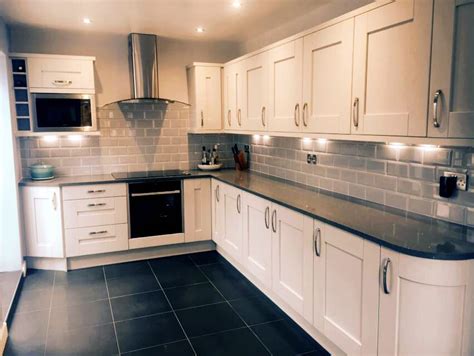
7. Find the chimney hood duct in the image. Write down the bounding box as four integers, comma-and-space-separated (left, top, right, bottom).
107, 33, 188, 106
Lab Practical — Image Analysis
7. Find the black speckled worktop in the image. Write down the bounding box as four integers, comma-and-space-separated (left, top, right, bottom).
20, 169, 474, 260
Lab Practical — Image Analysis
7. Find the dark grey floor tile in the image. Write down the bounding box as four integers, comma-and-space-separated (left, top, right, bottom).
175, 302, 244, 338
4, 310, 48, 355
106, 273, 160, 298
251, 319, 329, 356
46, 322, 118, 355
48, 299, 112, 333
150, 255, 207, 288
165, 282, 224, 310
111, 290, 171, 321
115, 312, 185, 353
200, 263, 261, 300
14, 287, 51, 314
54, 266, 105, 286
190, 327, 270, 356
104, 260, 152, 280
52, 278, 108, 307
122, 340, 194, 356
188, 251, 225, 266
22, 269, 54, 291
230, 294, 286, 325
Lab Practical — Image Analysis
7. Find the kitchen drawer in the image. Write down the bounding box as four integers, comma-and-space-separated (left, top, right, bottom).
65, 223, 129, 257
62, 183, 126, 201
63, 197, 127, 228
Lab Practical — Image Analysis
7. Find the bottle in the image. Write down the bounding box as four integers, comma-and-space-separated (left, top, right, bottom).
201, 146, 207, 164
211, 145, 218, 165
207, 149, 211, 165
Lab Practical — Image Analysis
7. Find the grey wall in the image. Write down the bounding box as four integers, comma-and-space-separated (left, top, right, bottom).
8, 26, 240, 106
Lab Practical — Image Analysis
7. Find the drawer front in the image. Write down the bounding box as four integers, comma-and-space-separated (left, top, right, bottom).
63, 197, 127, 228
62, 184, 126, 201
65, 223, 129, 257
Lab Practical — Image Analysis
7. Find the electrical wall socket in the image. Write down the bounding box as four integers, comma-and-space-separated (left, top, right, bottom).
311, 154, 317, 164
444, 172, 468, 191
306, 154, 317, 164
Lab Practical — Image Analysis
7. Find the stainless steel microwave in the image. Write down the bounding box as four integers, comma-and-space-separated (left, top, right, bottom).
31, 93, 97, 132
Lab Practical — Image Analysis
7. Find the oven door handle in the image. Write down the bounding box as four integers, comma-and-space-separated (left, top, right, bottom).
131, 190, 181, 197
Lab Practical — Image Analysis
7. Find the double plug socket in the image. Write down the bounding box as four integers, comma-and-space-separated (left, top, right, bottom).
306, 154, 317, 165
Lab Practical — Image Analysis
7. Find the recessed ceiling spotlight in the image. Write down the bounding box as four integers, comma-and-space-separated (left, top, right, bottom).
83, 17, 92, 24
232, 1, 242, 8
196, 26, 205, 33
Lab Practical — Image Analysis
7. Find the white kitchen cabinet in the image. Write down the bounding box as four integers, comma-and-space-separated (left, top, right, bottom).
271, 203, 313, 322
21, 186, 64, 258
187, 63, 223, 132
63, 197, 127, 229
211, 179, 225, 245
242, 192, 272, 289
184, 178, 212, 242
223, 61, 244, 130
313, 223, 379, 355
267, 39, 304, 133
27, 55, 95, 93
351, 0, 433, 136
241, 52, 268, 131
378, 247, 474, 356
221, 183, 244, 261
428, 0, 474, 138
302, 19, 354, 134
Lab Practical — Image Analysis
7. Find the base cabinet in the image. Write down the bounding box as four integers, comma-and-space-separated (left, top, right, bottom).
221, 184, 244, 261
184, 178, 212, 242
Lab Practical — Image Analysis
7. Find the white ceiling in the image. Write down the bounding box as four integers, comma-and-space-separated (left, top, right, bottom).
0, 0, 331, 41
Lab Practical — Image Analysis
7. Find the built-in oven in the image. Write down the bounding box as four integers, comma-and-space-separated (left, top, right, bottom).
31, 93, 97, 132
128, 180, 183, 247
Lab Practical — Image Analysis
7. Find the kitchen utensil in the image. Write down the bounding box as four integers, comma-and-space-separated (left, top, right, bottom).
29, 163, 55, 180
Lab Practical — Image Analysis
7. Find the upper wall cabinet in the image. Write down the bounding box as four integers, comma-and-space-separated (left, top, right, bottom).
302, 19, 354, 134
223, 61, 244, 130
27, 56, 95, 93
267, 39, 304, 133
242, 52, 269, 131
428, 0, 474, 138
351, 0, 433, 137
187, 63, 223, 132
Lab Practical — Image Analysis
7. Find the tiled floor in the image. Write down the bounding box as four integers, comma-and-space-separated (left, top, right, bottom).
5, 251, 329, 356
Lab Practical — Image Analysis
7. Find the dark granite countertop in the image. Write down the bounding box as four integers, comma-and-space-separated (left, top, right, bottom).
20, 169, 474, 260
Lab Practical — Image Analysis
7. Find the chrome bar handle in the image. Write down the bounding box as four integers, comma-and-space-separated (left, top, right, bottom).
314, 228, 321, 257
200, 110, 204, 127
261, 106, 266, 127
237, 109, 242, 126
302, 103, 308, 127
52, 192, 57, 211
294, 103, 300, 127
216, 185, 220, 202
382, 258, 392, 294
433, 90, 441, 128
264, 206, 270, 229
87, 202, 107, 207
227, 110, 231, 126
271, 210, 277, 233
89, 230, 108, 235
87, 189, 106, 194
237, 194, 241, 213
353, 97, 359, 128
52, 79, 72, 86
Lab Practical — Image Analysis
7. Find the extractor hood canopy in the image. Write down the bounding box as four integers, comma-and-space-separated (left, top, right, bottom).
106, 33, 189, 106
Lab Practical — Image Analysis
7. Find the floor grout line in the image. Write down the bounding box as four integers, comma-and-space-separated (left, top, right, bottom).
42, 271, 56, 356
103, 266, 122, 356
120, 338, 188, 355
147, 261, 198, 356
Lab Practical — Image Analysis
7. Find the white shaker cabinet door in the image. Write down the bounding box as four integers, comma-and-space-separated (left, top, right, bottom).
242, 52, 268, 131
378, 248, 472, 355
184, 178, 212, 242
221, 184, 244, 262
313, 223, 379, 355
428, 0, 474, 138
267, 39, 304, 133
351, 0, 433, 136
242, 192, 272, 289
302, 18, 354, 134
223, 62, 244, 130
271, 204, 313, 322
21, 186, 64, 258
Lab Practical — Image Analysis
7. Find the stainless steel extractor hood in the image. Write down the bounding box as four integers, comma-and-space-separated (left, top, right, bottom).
107, 33, 188, 106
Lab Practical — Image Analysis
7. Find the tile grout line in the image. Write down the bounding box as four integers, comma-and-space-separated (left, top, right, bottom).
192, 257, 273, 356
121, 338, 189, 355
147, 261, 198, 356
42, 271, 56, 356
103, 266, 122, 356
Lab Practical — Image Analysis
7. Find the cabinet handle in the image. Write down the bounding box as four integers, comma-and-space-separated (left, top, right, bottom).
352, 97, 359, 128
433, 90, 442, 128
302, 103, 308, 127
52, 192, 57, 211
87, 202, 106, 207
87, 189, 106, 194
52, 79, 72, 86
382, 258, 392, 294
237, 108, 242, 126
237, 194, 241, 213
261, 106, 266, 127
271, 209, 277, 233
227, 110, 231, 126
200, 110, 204, 127
216, 185, 220, 202
313, 227, 321, 257
89, 230, 108, 235
294, 103, 300, 127
264, 206, 270, 229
